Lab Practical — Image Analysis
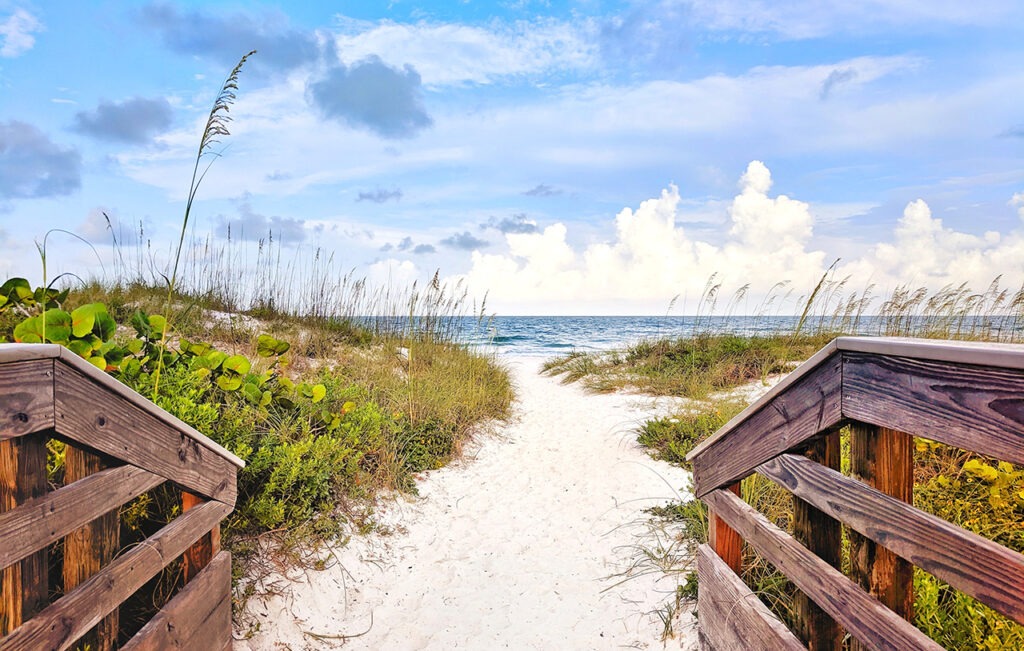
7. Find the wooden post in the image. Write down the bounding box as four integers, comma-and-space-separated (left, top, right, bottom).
0, 432, 49, 636
849, 422, 914, 651
708, 482, 742, 575
63, 443, 119, 650
792, 431, 843, 650
182, 492, 218, 582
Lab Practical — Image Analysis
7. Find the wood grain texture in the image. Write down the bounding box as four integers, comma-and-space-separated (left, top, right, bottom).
691, 355, 843, 497
0, 465, 163, 570
843, 352, 1024, 465
708, 482, 742, 575
121, 551, 232, 651
702, 489, 943, 651
0, 361, 54, 441
62, 445, 119, 651
0, 432, 48, 636
696, 544, 805, 651
182, 492, 215, 583
54, 364, 237, 505
792, 432, 842, 651
0, 500, 231, 651
757, 452, 1024, 625
849, 423, 914, 641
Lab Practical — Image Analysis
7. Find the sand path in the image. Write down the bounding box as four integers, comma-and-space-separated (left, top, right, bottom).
239, 357, 698, 650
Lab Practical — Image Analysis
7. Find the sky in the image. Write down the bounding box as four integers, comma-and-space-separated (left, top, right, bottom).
1, 0, 1023, 315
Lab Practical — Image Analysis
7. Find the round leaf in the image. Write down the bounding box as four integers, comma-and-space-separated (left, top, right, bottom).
216, 374, 243, 391
223, 354, 251, 375
311, 384, 327, 403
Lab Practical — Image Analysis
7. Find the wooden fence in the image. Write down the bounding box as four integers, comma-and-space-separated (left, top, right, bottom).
0, 343, 243, 650
687, 336, 1024, 650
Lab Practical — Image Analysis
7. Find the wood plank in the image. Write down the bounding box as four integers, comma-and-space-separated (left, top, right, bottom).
121, 551, 232, 651
835, 336, 1024, 371
702, 489, 943, 651
0, 465, 163, 570
696, 544, 805, 651
62, 445, 120, 651
691, 355, 843, 497
843, 352, 1024, 465
0, 432, 48, 636
0, 360, 54, 441
54, 364, 237, 505
791, 432, 842, 651
849, 423, 915, 646
708, 482, 742, 575
757, 452, 1024, 625
182, 492, 216, 583
0, 500, 231, 651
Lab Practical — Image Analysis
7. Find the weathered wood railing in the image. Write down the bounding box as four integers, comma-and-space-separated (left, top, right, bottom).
1, 344, 244, 650
686, 337, 1024, 651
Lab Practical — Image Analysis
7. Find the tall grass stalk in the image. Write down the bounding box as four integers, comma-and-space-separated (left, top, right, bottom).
153, 50, 256, 398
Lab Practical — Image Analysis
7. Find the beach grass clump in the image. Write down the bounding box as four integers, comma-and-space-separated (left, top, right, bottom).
637, 401, 745, 469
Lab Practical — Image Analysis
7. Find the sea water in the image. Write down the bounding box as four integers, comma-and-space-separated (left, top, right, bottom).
462, 315, 807, 357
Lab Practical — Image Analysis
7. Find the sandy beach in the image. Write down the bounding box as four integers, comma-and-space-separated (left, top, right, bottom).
237, 357, 699, 650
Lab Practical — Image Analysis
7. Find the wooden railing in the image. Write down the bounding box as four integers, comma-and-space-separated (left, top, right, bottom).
686, 336, 1024, 651
0, 344, 243, 650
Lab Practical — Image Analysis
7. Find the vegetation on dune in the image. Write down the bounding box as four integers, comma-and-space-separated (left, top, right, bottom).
546, 276, 1024, 649
0, 50, 513, 640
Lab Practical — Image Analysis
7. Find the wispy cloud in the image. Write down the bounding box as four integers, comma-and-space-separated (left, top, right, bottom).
0, 121, 80, 200
820, 67, 857, 99
0, 9, 42, 58
482, 214, 538, 234
307, 56, 432, 139
357, 187, 403, 203
73, 97, 174, 144
216, 201, 307, 243
441, 231, 489, 250
523, 184, 562, 197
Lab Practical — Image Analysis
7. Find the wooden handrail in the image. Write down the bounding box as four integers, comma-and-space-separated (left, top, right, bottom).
0, 343, 241, 649
689, 337, 1024, 650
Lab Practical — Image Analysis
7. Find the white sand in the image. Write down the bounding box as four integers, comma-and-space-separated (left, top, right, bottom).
237, 357, 701, 650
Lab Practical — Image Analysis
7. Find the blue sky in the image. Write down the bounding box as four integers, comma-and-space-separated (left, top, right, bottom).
1, 0, 1023, 314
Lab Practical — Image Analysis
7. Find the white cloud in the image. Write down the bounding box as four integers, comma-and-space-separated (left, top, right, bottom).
330, 18, 595, 86
458, 162, 1024, 314
1012, 192, 1024, 220
0, 9, 41, 58
684, 0, 1021, 39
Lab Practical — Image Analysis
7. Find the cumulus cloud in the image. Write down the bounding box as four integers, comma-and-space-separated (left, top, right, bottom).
73, 97, 174, 144
1011, 193, 1024, 220
441, 231, 489, 250
357, 188, 402, 203
460, 161, 1024, 314
0, 8, 41, 57
413, 243, 436, 254
140, 1, 321, 72
482, 214, 539, 234
216, 201, 307, 243
523, 184, 562, 197
0, 121, 81, 200
307, 57, 432, 139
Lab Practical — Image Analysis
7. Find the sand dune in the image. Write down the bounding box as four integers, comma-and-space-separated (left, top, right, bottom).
237, 357, 699, 650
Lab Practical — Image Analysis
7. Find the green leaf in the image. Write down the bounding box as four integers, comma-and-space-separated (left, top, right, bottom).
311, 384, 327, 403
260, 390, 273, 407
216, 374, 243, 391
70, 304, 99, 337
223, 354, 251, 375
0, 278, 32, 304
94, 311, 116, 341
14, 309, 72, 343
88, 355, 107, 370
126, 338, 144, 354
120, 357, 141, 378
256, 334, 291, 357
241, 382, 262, 403
67, 339, 92, 357
131, 310, 152, 337
148, 314, 167, 338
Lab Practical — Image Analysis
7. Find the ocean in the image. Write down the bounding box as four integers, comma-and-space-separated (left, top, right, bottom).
462, 315, 809, 357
